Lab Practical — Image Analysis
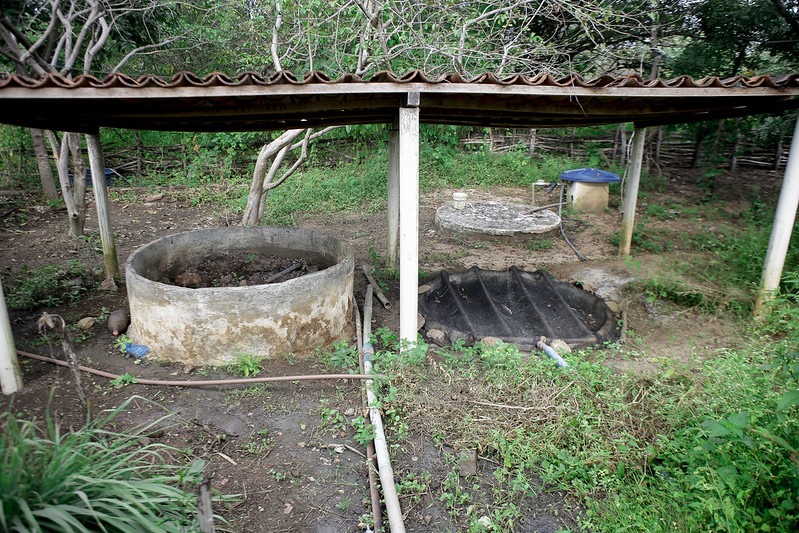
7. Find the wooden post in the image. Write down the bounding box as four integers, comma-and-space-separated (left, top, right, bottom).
386, 119, 400, 270
398, 94, 420, 347
619, 126, 647, 256
0, 276, 22, 395
86, 132, 120, 290
754, 115, 799, 315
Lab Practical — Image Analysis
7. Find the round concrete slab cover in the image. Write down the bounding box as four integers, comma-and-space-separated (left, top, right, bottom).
435, 201, 560, 237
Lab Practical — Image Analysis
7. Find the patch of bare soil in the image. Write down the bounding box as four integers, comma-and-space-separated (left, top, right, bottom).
0, 167, 766, 531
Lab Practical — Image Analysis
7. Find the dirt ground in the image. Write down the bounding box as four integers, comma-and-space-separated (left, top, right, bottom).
0, 165, 768, 532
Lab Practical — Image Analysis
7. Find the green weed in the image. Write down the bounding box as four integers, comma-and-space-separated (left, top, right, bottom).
242, 429, 275, 455
321, 340, 359, 371
351, 416, 375, 445
226, 352, 263, 377
527, 238, 554, 251
0, 397, 214, 531
5, 260, 93, 310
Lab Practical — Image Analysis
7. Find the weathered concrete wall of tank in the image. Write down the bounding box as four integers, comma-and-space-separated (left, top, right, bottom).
126, 227, 354, 366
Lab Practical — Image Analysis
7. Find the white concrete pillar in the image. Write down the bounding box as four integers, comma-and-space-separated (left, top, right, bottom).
398, 95, 420, 347
618, 126, 647, 256
754, 115, 799, 315
0, 276, 22, 395
386, 119, 400, 270
86, 132, 120, 290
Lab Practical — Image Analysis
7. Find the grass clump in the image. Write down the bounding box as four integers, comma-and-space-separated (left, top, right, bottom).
390, 315, 799, 532
0, 397, 212, 532
4, 260, 94, 310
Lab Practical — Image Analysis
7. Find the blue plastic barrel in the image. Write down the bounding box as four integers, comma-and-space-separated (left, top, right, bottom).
67, 167, 116, 187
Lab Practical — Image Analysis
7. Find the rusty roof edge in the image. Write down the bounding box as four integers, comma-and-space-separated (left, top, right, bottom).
2, 70, 799, 91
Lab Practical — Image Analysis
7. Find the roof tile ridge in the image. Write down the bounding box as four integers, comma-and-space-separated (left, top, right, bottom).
304, 71, 336, 83
553, 73, 592, 87
236, 71, 269, 85
1, 73, 48, 88
608, 74, 646, 88
267, 70, 301, 84
97, 73, 140, 88
368, 70, 398, 82
168, 71, 206, 87
202, 72, 237, 86
132, 73, 169, 88
398, 70, 442, 83
661, 75, 695, 88
692, 76, 727, 88
68, 74, 102, 88
583, 74, 617, 87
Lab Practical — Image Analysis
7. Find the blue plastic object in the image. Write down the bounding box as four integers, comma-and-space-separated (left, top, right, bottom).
124, 342, 150, 359
560, 168, 621, 183
67, 167, 116, 187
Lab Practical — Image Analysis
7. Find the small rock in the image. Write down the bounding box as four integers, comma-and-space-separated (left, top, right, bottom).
417, 313, 425, 330
417, 284, 430, 294
76, 317, 96, 330
426, 328, 447, 345
477, 516, 492, 529
297, 441, 306, 448
283, 503, 293, 515
481, 336, 502, 346
343, 408, 356, 417
183, 364, 195, 374
550, 339, 572, 354
144, 193, 164, 202
458, 449, 478, 477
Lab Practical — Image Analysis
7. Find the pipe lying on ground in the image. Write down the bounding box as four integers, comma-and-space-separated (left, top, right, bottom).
535, 336, 570, 368
361, 264, 391, 309
16, 350, 377, 387
355, 292, 382, 532
362, 285, 406, 533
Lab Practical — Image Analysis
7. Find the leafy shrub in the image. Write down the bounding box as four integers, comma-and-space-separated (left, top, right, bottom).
0, 398, 210, 532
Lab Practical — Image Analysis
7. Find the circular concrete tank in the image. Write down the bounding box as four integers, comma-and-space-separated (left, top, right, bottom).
125, 227, 354, 366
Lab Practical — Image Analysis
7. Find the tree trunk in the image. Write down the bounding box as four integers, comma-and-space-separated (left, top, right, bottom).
67, 133, 87, 237
710, 119, 726, 163
774, 135, 784, 171
241, 129, 304, 226
691, 125, 705, 168
729, 128, 741, 171
618, 125, 627, 165
134, 130, 143, 177
30, 128, 59, 201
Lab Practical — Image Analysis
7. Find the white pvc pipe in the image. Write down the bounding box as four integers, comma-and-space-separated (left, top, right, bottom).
0, 276, 22, 394
618, 127, 647, 256
386, 119, 400, 270
398, 105, 420, 347
755, 114, 799, 315
362, 285, 406, 533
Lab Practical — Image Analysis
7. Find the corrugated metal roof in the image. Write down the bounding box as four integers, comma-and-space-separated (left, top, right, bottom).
1, 70, 798, 132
